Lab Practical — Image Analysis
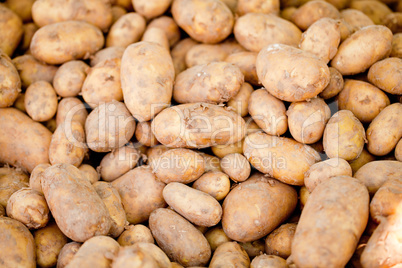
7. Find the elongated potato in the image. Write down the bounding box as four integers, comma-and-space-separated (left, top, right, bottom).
146, 145, 171, 168
148, 16, 181, 47
368, 57, 402, 95
220, 153, 250, 182
243, 132, 320, 185
236, 0, 279, 15
0, 51, 20, 108
152, 103, 246, 148
319, 67, 344, 99
209, 242, 250, 268
251, 255, 287, 268
265, 223, 297, 259
25, 81, 58, 122
141, 27, 169, 51
30, 21, 104, 65
56, 97, 88, 127
42, 164, 111, 242
53, 61, 89, 97
291, 176, 369, 268
57, 242, 81, 268
121, 41, 174, 122
212, 139, 243, 158
0, 5, 23, 56
149, 208, 211, 267
106, 13, 146, 48
117, 224, 154, 246
0, 108, 51, 172
192, 171, 230, 201
226, 52, 259, 86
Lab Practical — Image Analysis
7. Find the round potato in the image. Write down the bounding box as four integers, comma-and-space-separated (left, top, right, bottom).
340, 9, 374, 34
349, 148, 376, 175
56, 97, 88, 128
106, 13, 146, 48
171, 38, 198, 75
370, 178, 402, 223
111, 5, 127, 23
319, 67, 344, 99
132, 0, 172, 19
251, 255, 287, 268
29, 163, 50, 194
128, 242, 172, 268
0, 167, 29, 207
349, 0, 392, 25
211, 140, 243, 158
265, 223, 296, 259
209, 242, 250, 268
192, 171, 230, 201
112, 246, 158, 268
0, 5, 23, 56
220, 153, 250, 182
205, 226, 232, 251
185, 44, 228, 68
135, 121, 159, 147
384, 12, 402, 33
0, 52, 20, 108
57, 242, 81, 268
53, 61, 89, 98
13, 92, 25, 112
117, 224, 154, 246
90, 46, 125, 67
25, 81, 58, 122
148, 16, 181, 47
240, 240, 265, 258
226, 52, 259, 86
368, 57, 402, 95
79, 164, 99, 184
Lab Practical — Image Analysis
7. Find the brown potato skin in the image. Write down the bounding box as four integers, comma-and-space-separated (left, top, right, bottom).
211, 139, 243, 158
185, 44, 228, 68
57, 242, 81, 268
6, 0, 35, 22
0, 5, 23, 56
368, 57, 402, 95
226, 52, 259, 86
205, 226, 232, 251
148, 16, 181, 47
141, 27, 170, 51
171, 38, 198, 75
349, 0, 392, 25
78, 164, 99, 184
106, 13, 146, 48
349, 148, 376, 175
111, 5, 127, 23
146, 145, 171, 168
236, 0, 279, 15
0, 51, 20, 108
391, 33, 402, 57
0, 217, 36, 268
54, 61, 89, 98
135, 121, 159, 147
209, 242, 250, 268
291, 176, 369, 268
19, 22, 39, 52
128, 242, 172, 268
220, 153, 250, 182
112, 166, 166, 224
370, 178, 402, 223
30, 21, 105, 65
222, 174, 298, 242
117, 224, 154, 246
192, 171, 230, 201
265, 223, 296, 259
149, 208, 211, 267
319, 67, 344, 99
42, 164, 111, 242
0, 167, 29, 207
340, 9, 374, 34
56, 97, 88, 127
132, 0, 172, 19
0, 108, 51, 172
112, 246, 158, 268
251, 255, 287, 268
396, 139, 402, 161
90, 46, 125, 67
25, 81, 58, 122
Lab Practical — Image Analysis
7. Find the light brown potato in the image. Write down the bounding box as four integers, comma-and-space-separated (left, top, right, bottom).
340, 9, 374, 34
220, 153, 250, 182
0, 108, 52, 172
90, 46, 125, 67
56, 97, 88, 127
199, 153, 222, 172
395, 139, 402, 161
85, 101, 135, 152
42, 164, 111, 242
106, 13, 146, 48
79, 164, 99, 184
370, 178, 402, 223
331, 25, 393, 75
338, 79, 390, 123
25, 81, 58, 122
128, 242, 172, 268
45, 118, 57, 133
146, 145, 170, 168
218, 38, 246, 54
174, 62, 243, 104
57, 242, 81, 268
111, 5, 127, 23
54, 61, 89, 98
366, 103, 402, 156
163, 182, 222, 227
248, 89, 287, 136
13, 92, 25, 112
299, 186, 310, 209
234, 13, 301, 52
243, 133, 321, 185
287, 97, 330, 144
112, 246, 158, 268
117, 224, 154, 246
149, 208, 211, 267
304, 158, 352, 192
132, 0, 172, 19
0, 5, 23, 56
152, 103, 246, 148
251, 255, 287, 268
0, 204, 5, 216
171, 38, 198, 75
32, 0, 112, 32
205, 226, 232, 251
19, 22, 39, 52
226, 52, 259, 86
319, 67, 344, 99
240, 240, 265, 258
172, 0, 233, 44
222, 174, 298, 242
114, 0, 133, 10
29, 163, 50, 194
211, 140, 243, 158
31, 21, 104, 65
291, 0, 339, 31
0, 217, 36, 268
141, 27, 170, 50
192, 171, 230, 201
354, 160, 402, 195
185, 44, 228, 68
112, 166, 166, 224
349, 148, 376, 175
323, 110, 366, 161
265, 223, 296, 259
391, 33, 402, 57
148, 16, 181, 47
236, 0, 279, 15
291, 176, 369, 268
209, 242, 250, 268
121, 41, 174, 122
0, 51, 20, 108
368, 57, 402, 95
350, 0, 392, 25
135, 121, 159, 147
257, 44, 330, 102
34, 222, 68, 268
5, 0, 35, 22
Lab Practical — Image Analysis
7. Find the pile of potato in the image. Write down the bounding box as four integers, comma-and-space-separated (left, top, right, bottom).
0, 0, 402, 267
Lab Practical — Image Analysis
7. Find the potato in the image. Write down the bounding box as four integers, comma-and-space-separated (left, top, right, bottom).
45, 118, 57, 133
13, 92, 25, 112
32, 0, 112, 32
31, 21, 104, 65
248, 89, 288, 136
368, 57, 402, 95
236, 0, 279, 15
349, 148, 376, 175
304, 158, 352, 192
234, 13, 301, 52
0, 217, 36, 268
218, 38, 246, 54
56, 97, 88, 127
24, 81, 57, 122
6, 188, 49, 229
257, 44, 330, 102
0, 5, 23, 56
299, 186, 310, 209
199, 153, 222, 172
172, 0, 233, 44
114, 0, 133, 10
126, 242, 172, 268
111, 5, 127, 23
132, 0, 171, 19
192, 171, 230, 201
0, 108, 51, 172
185, 44, 228, 68
112, 246, 158, 268
395, 139, 402, 161
85, 101, 135, 152
222, 174, 298, 242
171, 38, 198, 75
34, 222, 68, 268
209, 242, 250, 267
149, 208, 211, 266
117, 224, 154, 246
42, 164, 111, 242
220, 153, 250, 182
106, 13, 146, 48
135, 121, 159, 147
287, 97, 330, 144
340, 9, 374, 34
291, 176, 369, 268
251, 255, 287, 268
90, 46, 125, 67
243, 132, 321, 185
212, 140, 243, 158
0, 51, 20, 108
370, 178, 402, 223
57, 242, 81, 268
331, 25, 393, 75
265, 223, 296, 259
319, 67, 344, 99
148, 16, 181, 47
323, 110, 366, 161
240, 240, 265, 258
19, 22, 39, 52
225, 52, 259, 86
146, 145, 170, 168
391, 33, 402, 57
5, 0, 35, 22
0, 204, 5, 216
205, 226, 232, 251
366, 103, 402, 156
141, 27, 170, 50
152, 103, 246, 148
66, 236, 119, 268
112, 166, 166, 224
121, 42, 174, 122
0, 167, 28, 207
291, 1, 339, 31
350, 0, 392, 25
77, 164, 99, 184
54, 61, 89, 98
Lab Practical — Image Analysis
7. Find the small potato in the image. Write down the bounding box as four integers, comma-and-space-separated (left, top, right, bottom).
211, 140, 243, 158
287, 97, 330, 144
205, 226, 232, 251
146, 145, 171, 168
257, 44, 330, 102
141, 27, 170, 50
391, 33, 402, 57
350, 0, 392, 25
304, 158, 352, 192
366, 103, 402, 156
19, 23, 39, 52
234, 13, 301, 52
220, 153, 250, 182
0, 51, 21, 108
340, 9, 374, 34
0, 5, 23, 56
370, 178, 402, 223
0, 167, 29, 207
53, 61, 89, 98
226, 52, 259, 86
90, 46, 125, 67
6, 0, 35, 22
149, 208, 211, 267
265, 223, 296, 259
111, 5, 127, 23
127, 242, 171, 268
319, 67, 344, 99
0, 204, 5, 216
193, 171, 230, 201
174, 62, 244, 104
291, 176, 369, 268
25, 81, 58, 122
251, 255, 287, 268
368, 57, 402, 95
338, 79, 390, 123
0, 217, 36, 268
236, 0, 279, 15
171, 38, 198, 75
135, 121, 159, 147
56, 97, 88, 127
248, 89, 287, 136
299, 186, 310, 209
57, 242, 81, 268
6, 188, 49, 229
199, 153, 222, 172
13, 92, 26, 112
172, 0, 233, 44
323, 110, 366, 161
117, 224, 154, 246
132, 0, 172, 19
349, 148, 376, 175
112, 246, 158, 268
34, 222, 68, 268
209, 242, 250, 268
30, 21, 105, 65
185, 44, 228, 68
78, 164, 99, 184
112, 166, 166, 224
218, 38, 246, 54
222, 174, 298, 242
331, 25, 393, 75
240, 240, 265, 258
106, 13, 146, 48
395, 139, 402, 161
148, 16, 181, 47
